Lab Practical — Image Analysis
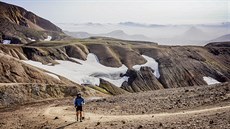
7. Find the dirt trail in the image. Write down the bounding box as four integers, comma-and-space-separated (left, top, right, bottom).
43, 104, 230, 126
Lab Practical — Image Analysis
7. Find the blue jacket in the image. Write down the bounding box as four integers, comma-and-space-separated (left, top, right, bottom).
74, 97, 85, 107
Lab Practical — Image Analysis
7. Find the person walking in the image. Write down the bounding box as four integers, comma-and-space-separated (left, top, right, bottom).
74, 93, 85, 122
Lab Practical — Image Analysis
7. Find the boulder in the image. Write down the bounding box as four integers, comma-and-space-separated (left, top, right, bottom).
121, 67, 164, 92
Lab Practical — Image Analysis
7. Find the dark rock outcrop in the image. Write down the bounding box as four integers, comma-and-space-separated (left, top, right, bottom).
99, 79, 128, 95
121, 67, 164, 92
205, 42, 230, 47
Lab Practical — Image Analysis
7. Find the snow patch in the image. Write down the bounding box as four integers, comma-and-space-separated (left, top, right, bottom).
44, 36, 52, 41
3, 40, 11, 44
23, 53, 128, 87
133, 55, 160, 78
45, 72, 60, 80
28, 37, 36, 42
101, 76, 129, 87
203, 76, 220, 85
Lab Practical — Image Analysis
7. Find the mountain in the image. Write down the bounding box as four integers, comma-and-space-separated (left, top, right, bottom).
119, 22, 148, 27
105, 30, 151, 41
174, 26, 210, 40
65, 30, 152, 41
119, 22, 167, 28
64, 31, 91, 39
209, 34, 230, 42
1, 38, 229, 95
0, 1, 69, 44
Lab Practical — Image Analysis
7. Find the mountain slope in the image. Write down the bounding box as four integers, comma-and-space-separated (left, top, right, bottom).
0, 2, 62, 32
0, 1, 69, 44
1, 38, 229, 92
209, 34, 230, 42
174, 26, 210, 40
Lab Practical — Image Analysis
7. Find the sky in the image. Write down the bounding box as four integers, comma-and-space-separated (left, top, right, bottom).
1, 0, 229, 24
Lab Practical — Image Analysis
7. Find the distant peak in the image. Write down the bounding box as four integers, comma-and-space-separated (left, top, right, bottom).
108, 30, 125, 35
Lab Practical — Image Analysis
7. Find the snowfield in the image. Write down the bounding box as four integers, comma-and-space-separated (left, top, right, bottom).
23, 53, 128, 87
23, 54, 161, 87
133, 55, 160, 78
203, 76, 220, 85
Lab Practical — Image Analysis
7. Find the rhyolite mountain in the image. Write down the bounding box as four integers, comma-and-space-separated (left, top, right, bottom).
0, 1, 69, 44
1, 39, 229, 92
0, 1, 230, 107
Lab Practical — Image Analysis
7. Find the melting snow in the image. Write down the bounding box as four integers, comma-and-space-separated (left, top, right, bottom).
133, 55, 160, 78
3, 40, 11, 44
28, 37, 36, 42
45, 72, 60, 80
44, 36, 52, 41
101, 76, 129, 87
23, 53, 128, 87
203, 76, 220, 85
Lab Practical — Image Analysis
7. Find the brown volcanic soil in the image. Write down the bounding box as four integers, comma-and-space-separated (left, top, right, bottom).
85, 82, 230, 115
0, 83, 229, 129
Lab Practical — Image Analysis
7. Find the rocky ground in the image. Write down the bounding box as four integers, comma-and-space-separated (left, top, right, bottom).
0, 82, 229, 129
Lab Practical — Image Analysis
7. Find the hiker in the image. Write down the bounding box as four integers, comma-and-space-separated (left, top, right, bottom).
74, 93, 85, 122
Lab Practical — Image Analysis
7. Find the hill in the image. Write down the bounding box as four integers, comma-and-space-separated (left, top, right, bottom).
0, 1, 69, 44
209, 34, 230, 42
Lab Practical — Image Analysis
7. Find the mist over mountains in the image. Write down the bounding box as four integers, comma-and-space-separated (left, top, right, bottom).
59, 22, 230, 46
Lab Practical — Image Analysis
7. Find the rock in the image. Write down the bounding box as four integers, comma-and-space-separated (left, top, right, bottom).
121, 67, 164, 92
121, 120, 126, 124
54, 116, 59, 120
209, 120, 214, 124
96, 122, 101, 126
138, 125, 143, 129
159, 123, 163, 126
99, 79, 128, 95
